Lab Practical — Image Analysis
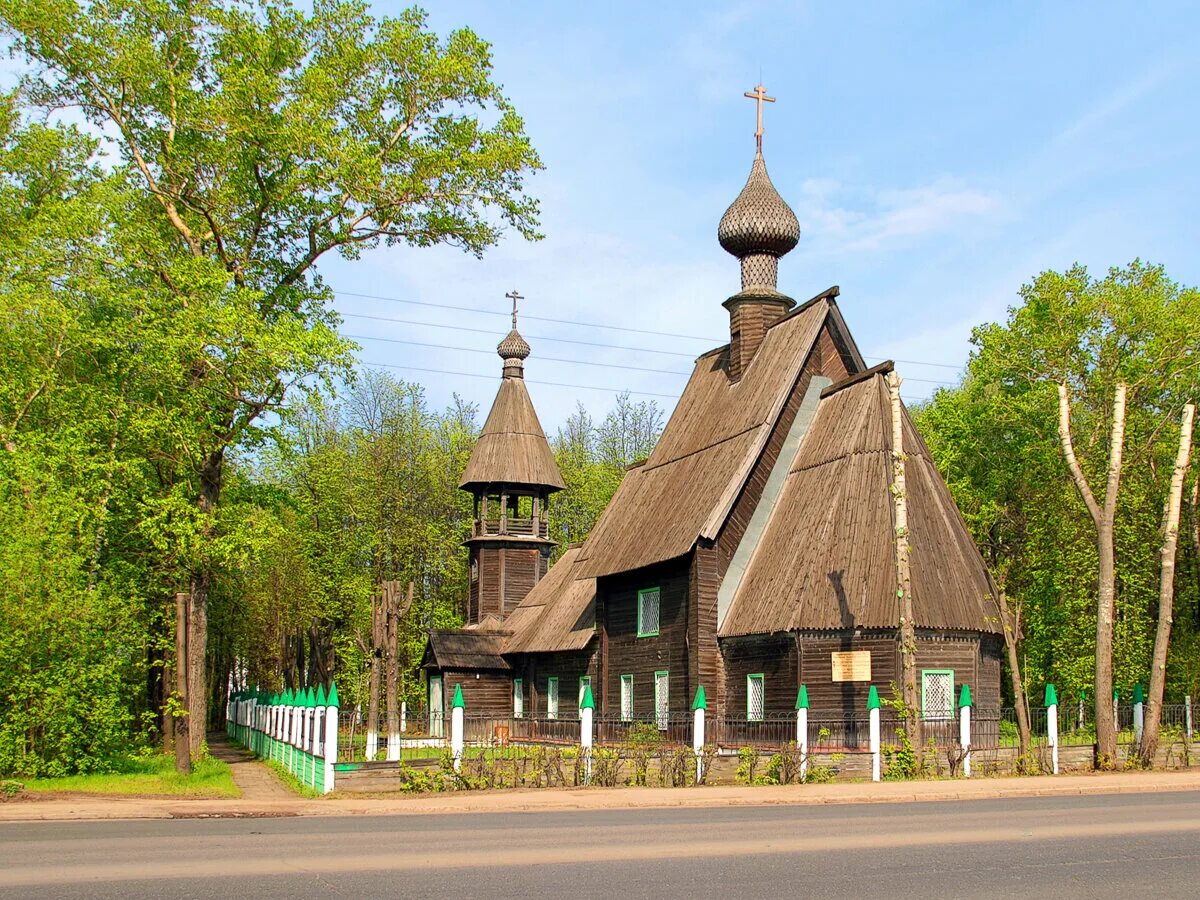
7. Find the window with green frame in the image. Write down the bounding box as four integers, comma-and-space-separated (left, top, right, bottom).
513, 678, 524, 719
546, 676, 559, 720
921, 669, 954, 721
746, 673, 765, 721
637, 587, 661, 637
620, 674, 633, 721
654, 670, 669, 730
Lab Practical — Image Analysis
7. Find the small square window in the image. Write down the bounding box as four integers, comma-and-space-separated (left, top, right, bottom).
637, 588, 661, 637
747, 674, 765, 722
547, 677, 559, 720
620, 674, 634, 721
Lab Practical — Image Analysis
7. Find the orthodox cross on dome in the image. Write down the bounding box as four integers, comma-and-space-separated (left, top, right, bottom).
505, 289, 523, 328
743, 83, 775, 152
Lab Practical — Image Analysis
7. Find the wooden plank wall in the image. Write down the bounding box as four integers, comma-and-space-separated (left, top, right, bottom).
438, 668, 513, 718
798, 632, 901, 716
502, 547, 542, 617
598, 558, 690, 718
517, 649, 599, 718
689, 544, 723, 712
721, 634, 798, 717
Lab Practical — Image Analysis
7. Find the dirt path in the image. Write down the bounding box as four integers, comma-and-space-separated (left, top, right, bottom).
207, 733, 295, 800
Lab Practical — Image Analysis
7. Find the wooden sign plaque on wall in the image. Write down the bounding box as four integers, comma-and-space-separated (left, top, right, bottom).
830, 650, 872, 682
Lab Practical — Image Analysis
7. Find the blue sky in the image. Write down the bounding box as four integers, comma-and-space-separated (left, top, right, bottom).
324, 1, 1199, 429
23, 2, 1200, 430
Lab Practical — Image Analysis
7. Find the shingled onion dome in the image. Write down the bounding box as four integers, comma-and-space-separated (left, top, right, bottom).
497, 326, 531, 378
718, 150, 801, 299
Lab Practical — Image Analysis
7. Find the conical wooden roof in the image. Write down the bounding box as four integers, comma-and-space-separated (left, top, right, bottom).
459, 373, 565, 491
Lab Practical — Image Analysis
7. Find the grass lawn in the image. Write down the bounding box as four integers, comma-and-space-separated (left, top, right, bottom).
18, 753, 239, 798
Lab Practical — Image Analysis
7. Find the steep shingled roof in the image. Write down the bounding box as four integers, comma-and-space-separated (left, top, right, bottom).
459, 375, 565, 491
575, 295, 846, 579
718, 371, 1000, 636
502, 547, 596, 654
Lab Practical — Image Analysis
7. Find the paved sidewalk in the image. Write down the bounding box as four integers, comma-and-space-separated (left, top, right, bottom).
208, 736, 294, 801
2, 765, 1198, 823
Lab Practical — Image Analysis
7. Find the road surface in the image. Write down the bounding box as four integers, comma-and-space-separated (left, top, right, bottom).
2, 791, 1199, 898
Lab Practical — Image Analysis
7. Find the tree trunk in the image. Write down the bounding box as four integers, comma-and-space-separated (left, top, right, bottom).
187, 448, 224, 755
384, 581, 402, 755
175, 591, 191, 775
888, 371, 922, 762
366, 592, 383, 757
1057, 382, 1126, 768
162, 649, 175, 756
996, 591, 1032, 762
1140, 403, 1195, 766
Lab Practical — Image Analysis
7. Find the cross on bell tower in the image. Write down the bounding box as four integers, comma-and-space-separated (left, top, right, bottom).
743, 83, 775, 152
505, 289, 523, 329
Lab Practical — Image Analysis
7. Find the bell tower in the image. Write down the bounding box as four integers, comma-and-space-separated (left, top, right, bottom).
459, 292, 565, 624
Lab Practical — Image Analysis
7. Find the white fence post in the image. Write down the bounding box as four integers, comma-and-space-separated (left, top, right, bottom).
1186, 696, 1193, 742
692, 686, 706, 785
324, 682, 339, 795
1133, 684, 1145, 750
796, 685, 809, 782
581, 684, 595, 784
1046, 683, 1059, 775
451, 684, 465, 772
958, 684, 972, 778
868, 686, 881, 782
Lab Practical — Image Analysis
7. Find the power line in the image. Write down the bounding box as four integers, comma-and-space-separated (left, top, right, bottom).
335, 289, 720, 342
332, 288, 967, 370
341, 312, 701, 358
345, 334, 692, 376
362, 361, 682, 399
350, 331, 957, 386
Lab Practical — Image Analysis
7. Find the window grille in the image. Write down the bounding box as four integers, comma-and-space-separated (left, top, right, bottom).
547, 677, 559, 720
638, 588, 661, 637
921, 670, 954, 721
620, 674, 634, 721
747, 673, 765, 721
654, 670, 669, 731
513, 678, 524, 719
578, 675, 592, 709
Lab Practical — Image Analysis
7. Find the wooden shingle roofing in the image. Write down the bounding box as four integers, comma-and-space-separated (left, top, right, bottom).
424, 630, 512, 671
718, 372, 1000, 636
575, 296, 839, 579
501, 547, 596, 654
459, 375, 565, 491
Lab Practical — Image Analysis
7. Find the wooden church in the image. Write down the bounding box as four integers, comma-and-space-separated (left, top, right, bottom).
424, 91, 1003, 725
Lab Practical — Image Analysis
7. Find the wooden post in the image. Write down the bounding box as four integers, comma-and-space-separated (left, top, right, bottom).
499, 492, 508, 535
1185, 696, 1193, 742
384, 581, 400, 762
1046, 684, 1060, 775
323, 682, 339, 795
692, 685, 707, 785
451, 684, 465, 772
795, 686, 809, 782
174, 591, 191, 776
958, 684, 972, 778
581, 683, 595, 784
868, 685, 881, 782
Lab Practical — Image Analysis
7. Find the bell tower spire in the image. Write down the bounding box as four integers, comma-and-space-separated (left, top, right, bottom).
459, 293, 564, 624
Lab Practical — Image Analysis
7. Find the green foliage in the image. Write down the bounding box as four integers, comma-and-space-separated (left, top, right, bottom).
0, 0, 542, 774
915, 262, 1200, 706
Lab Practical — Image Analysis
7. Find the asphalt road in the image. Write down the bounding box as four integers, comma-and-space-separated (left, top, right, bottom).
2, 791, 1199, 898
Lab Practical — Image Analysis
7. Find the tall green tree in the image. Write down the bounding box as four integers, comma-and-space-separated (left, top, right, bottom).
917, 262, 1200, 762
0, 0, 542, 759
